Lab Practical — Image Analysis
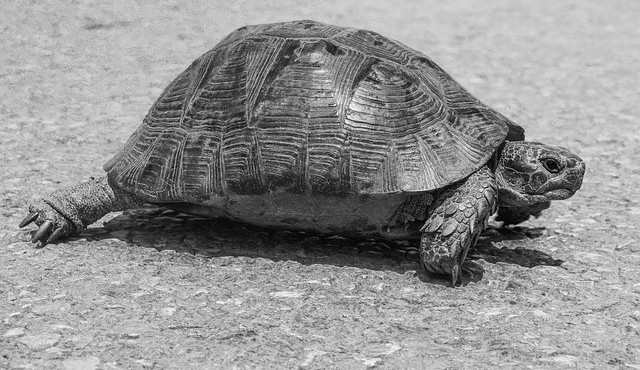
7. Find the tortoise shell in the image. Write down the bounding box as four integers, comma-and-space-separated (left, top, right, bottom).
104, 20, 524, 203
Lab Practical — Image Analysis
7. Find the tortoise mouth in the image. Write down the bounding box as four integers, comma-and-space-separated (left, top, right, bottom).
544, 188, 575, 200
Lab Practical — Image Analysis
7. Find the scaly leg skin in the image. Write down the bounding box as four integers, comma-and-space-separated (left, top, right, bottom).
420, 166, 497, 286
19, 176, 144, 247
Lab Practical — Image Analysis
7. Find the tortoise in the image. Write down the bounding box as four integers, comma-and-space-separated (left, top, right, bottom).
20, 20, 585, 285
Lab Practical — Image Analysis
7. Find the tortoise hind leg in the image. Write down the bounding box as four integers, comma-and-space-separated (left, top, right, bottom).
420, 166, 497, 286
20, 176, 144, 247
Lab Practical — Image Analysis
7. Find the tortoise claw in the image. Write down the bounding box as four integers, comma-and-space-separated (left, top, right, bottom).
31, 220, 54, 244
451, 264, 460, 287
19, 213, 39, 228
43, 227, 66, 247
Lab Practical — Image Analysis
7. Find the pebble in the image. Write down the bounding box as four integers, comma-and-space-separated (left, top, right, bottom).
4, 327, 25, 337
49, 325, 72, 333
134, 359, 154, 368
359, 357, 382, 367
193, 288, 209, 296
270, 291, 304, 298
52, 293, 67, 300
19, 333, 61, 349
3, 312, 22, 324
44, 346, 64, 357
159, 307, 177, 316
366, 342, 402, 356
578, 218, 598, 224
532, 309, 550, 318
299, 350, 327, 369
540, 354, 579, 366
482, 308, 506, 317
62, 356, 101, 370
615, 241, 634, 251
434, 336, 457, 345
131, 290, 148, 298
215, 298, 243, 305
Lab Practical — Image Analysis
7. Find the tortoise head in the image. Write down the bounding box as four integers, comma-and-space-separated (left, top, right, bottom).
495, 141, 585, 207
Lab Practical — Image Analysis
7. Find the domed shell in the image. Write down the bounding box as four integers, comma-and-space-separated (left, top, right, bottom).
104, 20, 524, 203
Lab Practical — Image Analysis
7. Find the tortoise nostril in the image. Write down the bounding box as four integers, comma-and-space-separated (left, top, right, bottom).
566, 156, 585, 169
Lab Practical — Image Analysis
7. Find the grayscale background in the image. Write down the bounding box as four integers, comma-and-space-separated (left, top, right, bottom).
1, 0, 639, 368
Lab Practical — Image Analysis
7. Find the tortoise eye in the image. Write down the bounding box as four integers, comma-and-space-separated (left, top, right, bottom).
542, 158, 562, 173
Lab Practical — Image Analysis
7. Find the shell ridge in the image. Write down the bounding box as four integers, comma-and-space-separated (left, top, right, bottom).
243, 37, 288, 125
413, 134, 447, 189
252, 39, 347, 193
113, 125, 161, 200
165, 131, 188, 198
179, 49, 226, 128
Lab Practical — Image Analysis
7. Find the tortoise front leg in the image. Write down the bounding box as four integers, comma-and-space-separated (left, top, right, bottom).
420, 166, 497, 286
19, 176, 144, 247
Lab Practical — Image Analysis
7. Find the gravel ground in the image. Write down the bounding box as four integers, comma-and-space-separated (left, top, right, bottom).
1, 1, 639, 369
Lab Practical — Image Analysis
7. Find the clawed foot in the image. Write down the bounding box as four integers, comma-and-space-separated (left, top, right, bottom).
19, 199, 75, 247
420, 230, 473, 287
419, 166, 496, 286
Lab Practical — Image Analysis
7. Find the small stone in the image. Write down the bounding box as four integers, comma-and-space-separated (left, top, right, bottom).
135, 359, 154, 368
4, 327, 25, 337
216, 298, 243, 305
53, 324, 75, 332
299, 350, 327, 368
532, 309, 550, 318
4, 312, 22, 323
19, 333, 61, 349
44, 346, 64, 357
366, 342, 402, 356
541, 354, 579, 366
62, 356, 101, 370
434, 337, 449, 344
482, 307, 505, 317
578, 218, 598, 224
159, 307, 177, 316
193, 288, 209, 296
360, 357, 382, 367
270, 291, 304, 298
131, 291, 148, 298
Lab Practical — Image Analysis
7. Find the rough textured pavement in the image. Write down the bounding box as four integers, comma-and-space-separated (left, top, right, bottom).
1, 1, 639, 368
